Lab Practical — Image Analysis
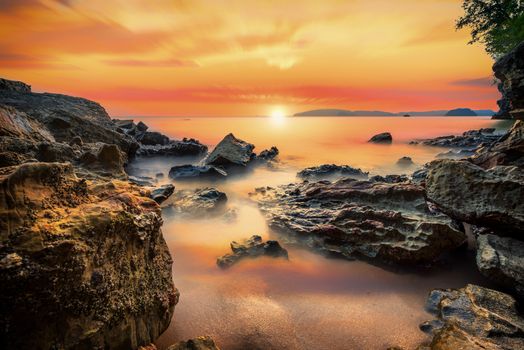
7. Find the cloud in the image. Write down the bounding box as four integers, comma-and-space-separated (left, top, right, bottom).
103, 58, 199, 68
449, 77, 495, 88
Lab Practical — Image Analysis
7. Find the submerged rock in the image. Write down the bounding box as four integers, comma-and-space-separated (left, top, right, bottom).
166, 336, 221, 350
205, 133, 255, 168
396, 156, 414, 167
476, 234, 524, 298
165, 188, 227, 217
418, 284, 524, 349
217, 235, 288, 269
0, 162, 178, 349
252, 178, 465, 265
368, 132, 392, 144
137, 138, 208, 157
168, 164, 227, 180
150, 184, 175, 204
297, 164, 368, 181
411, 128, 501, 148
426, 159, 524, 234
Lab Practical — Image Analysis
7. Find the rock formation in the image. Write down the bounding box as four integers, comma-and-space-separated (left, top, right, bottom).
410, 128, 501, 148
205, 133, 255, 168
166, 336, 221, 350
368, 132, 392, 144
297, 164, 368, 181
217, 235, 288, 269
164, 188, 228, 217
493, 40, 524, 119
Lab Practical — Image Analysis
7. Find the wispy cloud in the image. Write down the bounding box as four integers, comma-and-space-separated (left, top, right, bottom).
449, 76, 495, 88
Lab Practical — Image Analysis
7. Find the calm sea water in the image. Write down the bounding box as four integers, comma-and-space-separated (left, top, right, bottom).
128, 116, 512, 350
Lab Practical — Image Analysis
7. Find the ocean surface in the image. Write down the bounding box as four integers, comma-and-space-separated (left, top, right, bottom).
128, 116, 513, 350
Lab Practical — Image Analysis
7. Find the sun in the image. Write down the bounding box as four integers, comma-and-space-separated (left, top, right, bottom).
270, 107, 287, 122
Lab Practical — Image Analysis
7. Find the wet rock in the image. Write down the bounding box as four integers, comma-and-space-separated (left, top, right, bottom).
369, 174, 409, 183
205, 133, 255, 168
492, 41, 524, 119
166, 336, 220, 350
137, 131, 170, 146
368, 132, 392, 144
436, 148, 476, 159
79, 143, 127, 177
137, 139, 208, 157
252, 178, 465, 265
297, 164, 368, 181
476, 234, 524, 298
137, 121, 149, 132
166, 188, 227, 217
411, 167, 428, 186
36, 142, 76, 163
217, 235, 288, 269
426, 159, 524, 233
156, 172, 164, 179
257, 146, 279, 161
129, 175, 156, 186
150, 184, 175, 204
396, 156, 414, 166
418, 284, 524, 349
0, 162, 178, 349
168, 164, 227, 180
69, 135, 83, 147
411, 128, 502, 148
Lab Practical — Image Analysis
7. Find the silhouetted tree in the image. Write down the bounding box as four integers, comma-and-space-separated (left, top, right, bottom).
457, 0, 524, 57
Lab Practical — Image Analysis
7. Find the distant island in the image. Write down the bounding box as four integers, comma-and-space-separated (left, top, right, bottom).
294, 108, 494, 117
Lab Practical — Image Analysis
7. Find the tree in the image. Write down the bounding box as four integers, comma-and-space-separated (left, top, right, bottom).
456, 0, 524, 58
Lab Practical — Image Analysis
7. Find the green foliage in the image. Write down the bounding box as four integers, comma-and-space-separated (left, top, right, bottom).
456, 0, 524, 58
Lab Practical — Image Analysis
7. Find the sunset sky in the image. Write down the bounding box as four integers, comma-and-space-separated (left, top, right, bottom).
0, 0, 499, 116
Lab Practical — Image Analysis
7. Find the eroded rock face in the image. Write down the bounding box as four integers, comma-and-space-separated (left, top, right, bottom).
368, 132, 392, 143
252, 178, 465, 265
164, 188, 228, 217
166, 336, 221, 350
493, 40, 524, 119
476, 234, 524, 298
418, 284, 524, 350
217, 235, 288, 269
426, 159, 524, 234
205, 133, 255, 168
297, 164, 368, 181
0, 162, 178, 349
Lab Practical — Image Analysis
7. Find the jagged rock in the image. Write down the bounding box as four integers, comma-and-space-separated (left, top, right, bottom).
426, 159, 524, 234
0, 152, 24, 167
0, 79, 138, 156
0, 105, 53, 142
137, 139, 208, 157
205, 133, 255, 168
0, 77, 31, 93
168, 164, 227, 180
493, 41, 524, 119
150, 184, 175, 204
136, 121, 149, 132
217, 235, 288, 269
471, 120, 524, 168
137, 131, 170, 146
411, 128, 502, 148
0, 162, 178, 349
368, 132, 392, 144
165, 188, 227, 217
411, 168, 429, 186
436, 148, 476, 159
36, 142, 76, 163
418, 284, 524, 350
251, 178, 465, 265
476, 234, 524, 298
257, 146, 279, 161
79, 143, 127, 177
166, 336, 220, 350
69, 135, 83, 147
396, 156, 414, 166
369, 174, 409, 183
129, 175, 156, 186
297, 164, 368, 181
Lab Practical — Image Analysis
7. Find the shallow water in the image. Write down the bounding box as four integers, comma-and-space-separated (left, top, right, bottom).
129, 116, 511, 350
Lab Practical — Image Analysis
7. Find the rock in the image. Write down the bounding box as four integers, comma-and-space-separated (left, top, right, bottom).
156, 172, 164, 178
0, 105, 53, 142
69, 135, 83, 147
435, 149, 476, 159
418, 284, 524, 349
492, 40, 524, 119
369, 174, 409, 183
0, 81, 139, 156
411, 167, 429, 186
137, 139, 208, 157
137, 131, 170, 146
297, 164, 368, 181
426, 159, 524, 233
0, 152, 24, 167
36, 142, 76, 163
150, 184, 175, 204
168, 164, 227, 180
205, 133, 255, 168
129, 175, 156, 186
136, 121, 149, 132
217, 235, 288, 269
79, 143, 127, 177
251, 178, 465, 265
257, 146, 279, 161
396, 156, 414, 166
476, 234, 524, 297
166, 336, 220, 350
368, 132, 392, 144
0, 162, 178, 349
166, 188, 227, 217
444, 108, 477, 116
411, 128, 502, 148
0, 77, 31, 93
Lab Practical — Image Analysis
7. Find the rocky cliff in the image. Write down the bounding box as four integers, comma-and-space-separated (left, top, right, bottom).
493, 41, 524, 119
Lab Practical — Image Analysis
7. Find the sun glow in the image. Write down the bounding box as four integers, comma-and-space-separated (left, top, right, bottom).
270, 107, 287, 122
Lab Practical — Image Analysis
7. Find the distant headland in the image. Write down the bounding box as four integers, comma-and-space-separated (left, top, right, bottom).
294, 108, 495, 117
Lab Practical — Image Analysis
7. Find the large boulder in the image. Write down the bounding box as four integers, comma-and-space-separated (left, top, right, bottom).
368, 132, 392, 144
425, 159, 524, 234
79, 143, 127, 177
252, 178, 465, 265
137, 131, 170, 146
476, 234, 524, 298
217, 235, 288, 269
168, 164, 227, 180
164, 188, 228, 217
0, 162, 178, 349
418, 284, 524, 349
137, 139, 208, 157
205, 133, 255, 168
297, 164, 368, 181
492, 40, 524, 119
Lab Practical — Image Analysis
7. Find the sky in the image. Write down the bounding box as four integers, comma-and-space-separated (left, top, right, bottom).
0, 0, 499, 116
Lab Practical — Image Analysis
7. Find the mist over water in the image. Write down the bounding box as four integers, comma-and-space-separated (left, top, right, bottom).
129, 116, 510, 350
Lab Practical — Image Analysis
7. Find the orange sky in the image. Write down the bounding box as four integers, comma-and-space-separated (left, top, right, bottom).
0, 0, 499, 116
